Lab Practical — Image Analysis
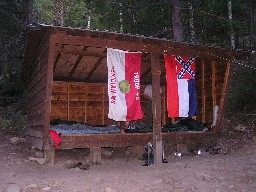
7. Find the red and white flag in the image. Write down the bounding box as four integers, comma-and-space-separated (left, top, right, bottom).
107, 48, 143, 121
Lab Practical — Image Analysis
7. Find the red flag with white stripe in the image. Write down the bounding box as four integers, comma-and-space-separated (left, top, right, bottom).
107, 48, 143, 121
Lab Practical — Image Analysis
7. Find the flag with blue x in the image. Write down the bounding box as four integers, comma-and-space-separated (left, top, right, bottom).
176, 56, 195, 79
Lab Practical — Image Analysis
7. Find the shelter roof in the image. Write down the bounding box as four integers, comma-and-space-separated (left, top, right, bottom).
22, 24, 249, 85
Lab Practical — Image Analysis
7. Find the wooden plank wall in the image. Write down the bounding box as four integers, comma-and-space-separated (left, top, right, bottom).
25, 38, 50, 150
51, 59, 229, 128
51, 82, 108, 124
50, 81, 166, 125
195, 59, 228, 125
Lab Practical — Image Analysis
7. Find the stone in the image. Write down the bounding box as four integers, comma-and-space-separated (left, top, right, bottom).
9, 137, 20, 145
5, 184, 21, 192
233, 124, 246, 132
41, 186, 51, 191
27, 157, 46, 165
26, 184, 38, 189
101, 149, 112, 157
9, 137, 26, 145
104, 187, 117, 192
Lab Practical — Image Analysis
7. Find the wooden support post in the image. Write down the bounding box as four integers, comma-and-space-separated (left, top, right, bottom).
90, 147, 101, 164
67, 84, 70, 121
212, 61, 217, 125
212, 61, 217, 107
215, 61, 232, 131
201, 59, 206, 123
44, 148, 55, 166
44, 35, 56, 165
151, 53, 162, 165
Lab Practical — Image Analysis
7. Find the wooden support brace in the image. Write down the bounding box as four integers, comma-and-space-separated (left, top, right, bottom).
44, 148, 55, 166
90, 147, 101, 164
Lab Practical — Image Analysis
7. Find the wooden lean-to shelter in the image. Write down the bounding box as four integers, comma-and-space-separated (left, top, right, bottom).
22, 24, 248, 165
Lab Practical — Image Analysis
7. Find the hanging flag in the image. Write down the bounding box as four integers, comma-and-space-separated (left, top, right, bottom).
107, 48, 143, 121
164, 55, 197, 118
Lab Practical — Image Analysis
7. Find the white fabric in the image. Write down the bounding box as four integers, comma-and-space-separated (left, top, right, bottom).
177, 79, 189, 117
107, 48, 127, 121
144, 85, 162, 99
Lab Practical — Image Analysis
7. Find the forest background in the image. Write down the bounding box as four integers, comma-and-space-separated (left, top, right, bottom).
0, 0, 255, 131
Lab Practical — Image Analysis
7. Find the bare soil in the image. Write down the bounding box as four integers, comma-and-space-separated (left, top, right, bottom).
1, 118, 256, 192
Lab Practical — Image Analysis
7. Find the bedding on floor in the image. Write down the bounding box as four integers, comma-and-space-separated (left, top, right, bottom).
50, 119, 122, 134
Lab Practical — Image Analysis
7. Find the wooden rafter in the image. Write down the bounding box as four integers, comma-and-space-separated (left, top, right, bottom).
84, 50, 106, 81
53, 44, 65, 71
68, 46, 88, 79
50, 33, 245, 61
56, 47, 106, 58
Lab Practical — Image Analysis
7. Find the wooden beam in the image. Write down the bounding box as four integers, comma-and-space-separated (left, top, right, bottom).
58, 132, 217, 149
84, 50, 106, 81
56, 47, 106, 58
43, 34, 56, 165
141, 67, 151, 81
53, 44, 65, 71
50, 34, 237, 61
211, 61, 217, 119
151, 53, 162, 165
215, 61, 232, 131
90, 147, 101, 164
68, 46, 88, 79
201, 60, 206, 123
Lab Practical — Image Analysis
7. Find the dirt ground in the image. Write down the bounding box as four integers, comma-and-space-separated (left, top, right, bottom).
1, 118, 256, 192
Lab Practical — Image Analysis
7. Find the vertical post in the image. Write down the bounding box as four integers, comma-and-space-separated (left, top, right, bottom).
211, 61, 217, 129
151, 53, 162, 165
90, 147, 101, 164
201, 59, 206, 123
212, 61, 217, 113
215, 60, 232, 131
67, 84, 70, 121
44, 35, 56, 165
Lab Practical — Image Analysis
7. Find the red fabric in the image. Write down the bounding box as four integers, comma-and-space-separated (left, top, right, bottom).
49, 130, 62, 149
164, 55, 179, 117
125, 52, 143, 121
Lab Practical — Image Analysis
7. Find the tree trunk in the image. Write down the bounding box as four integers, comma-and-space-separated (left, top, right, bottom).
27, 0, 34, 24
87, 11, 91, 29
54, 0, 64, 26
188, 2, 196, 43
171, 0, 184, 41
119, 3, 123, 33
228, 0, 235, 50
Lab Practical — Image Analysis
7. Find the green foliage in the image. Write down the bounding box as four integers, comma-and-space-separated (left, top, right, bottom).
65, 1, 89, 27
0, 98, 26, 132
32, 0, 255, 50
227, 58, 256, 116
0, 0, 26, 97
0, 0, 26, 36
34, 0, 55, 24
